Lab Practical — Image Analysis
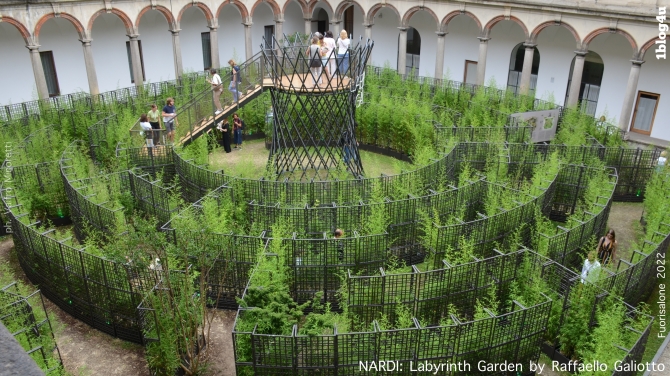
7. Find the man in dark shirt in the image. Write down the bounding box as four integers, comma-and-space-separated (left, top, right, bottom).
161, 98, 176, 144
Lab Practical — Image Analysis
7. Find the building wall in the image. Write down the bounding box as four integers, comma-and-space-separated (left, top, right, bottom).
138, 10, 175, 83
38, 18, 88, 96
0, 23, 36, 103
635, 52, 668, 140
0, 0, 666, 139
180, 8, 210, 73
90, 14, 133, 91
218, 4, 246, 65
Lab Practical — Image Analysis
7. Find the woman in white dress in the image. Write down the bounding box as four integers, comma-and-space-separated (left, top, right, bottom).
322, 31, 337, 83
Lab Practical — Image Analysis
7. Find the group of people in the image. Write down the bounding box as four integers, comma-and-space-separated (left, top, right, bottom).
215, 113, 245, 153
207, 59, 242, 114
307, 30, 351, 88
139, 98, 177, 148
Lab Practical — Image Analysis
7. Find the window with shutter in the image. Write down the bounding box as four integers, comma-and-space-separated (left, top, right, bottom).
202, 32, 212, 70
39, 51, 60, 97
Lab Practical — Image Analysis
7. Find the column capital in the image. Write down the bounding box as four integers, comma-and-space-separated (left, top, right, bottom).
398, 27, 409, 32
303, 17, 312, 22
436, 31, 447, 37
477, 37, 490, 42
363, 23, 373, 29
26, 44, 41, 51
80, 39, 93, 46
523, 42, 536, 49
127, 34, 140, 40
208, 26, 218, 31
574, 49, 588, 56
242, 22, 252, 27
170, 28, 181, 35
630, 59, 645, 66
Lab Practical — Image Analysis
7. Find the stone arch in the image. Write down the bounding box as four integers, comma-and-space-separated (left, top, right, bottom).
401, 5, 439, 29
283, 0, 308, 17
529, 21, 580, 45
218, 0, 250, 21
177, 2, 214, 26
441, 11, 482, 33
483, 15, 529, 39
251, 0, 281, 17
366, 3, 401, 25
136, 5, 176, 30
88, 8, 134, 34
583, 27, 638, 53
639, 36, 659, 59
34, 12, 86, 40
0, 16, 31, 44
334, 1, 365, 21
307, 0, 334, 16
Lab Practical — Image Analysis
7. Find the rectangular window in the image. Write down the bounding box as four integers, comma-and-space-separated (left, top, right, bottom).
40, 51, 60, 97
125, 40, 146, 83
630, 91, 660, 135
201, 32, 212, 70
344, 6, 354, 37
464, 60, 477, 85
264, 25, 275, 49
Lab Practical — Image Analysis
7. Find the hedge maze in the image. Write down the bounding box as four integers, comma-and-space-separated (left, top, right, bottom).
0, 65, 667, 375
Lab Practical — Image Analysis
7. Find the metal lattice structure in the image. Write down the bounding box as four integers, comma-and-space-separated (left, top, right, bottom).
262, 34, 373, 179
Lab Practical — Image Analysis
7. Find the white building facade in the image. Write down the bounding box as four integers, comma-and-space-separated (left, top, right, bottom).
0, 0, 667, 139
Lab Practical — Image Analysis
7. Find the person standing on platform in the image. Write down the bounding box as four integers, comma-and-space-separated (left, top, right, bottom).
207, 69, 224, 114
162, 98, 176, 144
323, 31, 337, 83
307, 36, 323, 88
139, 114, 154, 148
147, 104, 162, 145
337, 30, 351, 78
217, 118, 232, 153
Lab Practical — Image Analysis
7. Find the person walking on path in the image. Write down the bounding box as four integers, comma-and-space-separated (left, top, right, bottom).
207, 69, 224, 114
162, 98, 177, 144
597, 229, 617, 266
232, 113, 244, 149
581, 251, 601, 283
228, 60, 241, 102
217, 118, 232, 153
147, 104, 162, 145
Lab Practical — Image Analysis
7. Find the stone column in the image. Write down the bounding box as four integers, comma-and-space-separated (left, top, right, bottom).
171, 29, 183, 78
26, 44, 49, 99
476, 37, 490, 86
330, 20, 341, 34
243, 22, 253, 61
209, 26, 220, 69
364, 23, 373, 63
397, 27, 408, 75
566, 50, 588, 108
304, 18, 312, 35
519, 43, 536, 95
79, 39, 100, 96
434, 32, 447, 79
275, 19, 283, 45
127, 34, 144, 85
618, 59, 644, 131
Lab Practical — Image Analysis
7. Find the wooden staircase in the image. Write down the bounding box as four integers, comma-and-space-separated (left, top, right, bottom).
177, 84, 264, 147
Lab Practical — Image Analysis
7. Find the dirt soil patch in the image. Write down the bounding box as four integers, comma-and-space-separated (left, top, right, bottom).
606, 202, 645, 263
204, 309, 237, 375
0, 238, 149, 376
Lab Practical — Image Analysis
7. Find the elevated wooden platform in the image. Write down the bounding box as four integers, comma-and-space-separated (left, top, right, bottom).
262, 74, 352, 93
178, 74, 354, 147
